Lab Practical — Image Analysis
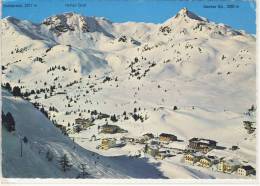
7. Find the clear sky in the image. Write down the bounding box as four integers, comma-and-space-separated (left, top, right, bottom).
2, 0, 256, 34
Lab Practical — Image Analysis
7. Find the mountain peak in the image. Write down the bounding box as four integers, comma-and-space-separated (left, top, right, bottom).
2, 16, 21, 24
41, 12, 113, 37
175, 7, 206, 22
178, 7, 189, 15
41, 12, 88, 29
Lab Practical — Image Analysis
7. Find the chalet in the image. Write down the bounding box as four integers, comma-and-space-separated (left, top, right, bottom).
155, 150, 171, 160
159, 133, 177, 142
188, 138, 217, 153
142, 133, 154, 141
100, 124, 127, 134
199, 156, 219, 168
73, 124, 83, 133
101, 124, 119, 134
237, 165, 255, 176
184, 152, 202, 165
100, 138, 116, 150
217, 159, 240, 173
75, 118, 93, 129
136, 138, 146, 144
146, 145, 159, 157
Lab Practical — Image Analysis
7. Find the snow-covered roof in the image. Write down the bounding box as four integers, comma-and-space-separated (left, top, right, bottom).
223, 158, 241, 166
185, 152, 203, 157
149, 144, 159, 150
189, 137, 217, 145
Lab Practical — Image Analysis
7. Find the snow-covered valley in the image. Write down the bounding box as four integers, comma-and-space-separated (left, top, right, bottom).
1, 8, 256, 179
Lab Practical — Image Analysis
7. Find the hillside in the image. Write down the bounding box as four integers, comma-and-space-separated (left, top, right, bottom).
2, 89, 168, 178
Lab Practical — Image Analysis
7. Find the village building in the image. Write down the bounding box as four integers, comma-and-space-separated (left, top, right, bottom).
90, 134, 97, 141
100, 124, 127, 134
199, 156, 219, 168
237, 165, 255, 176
100, 138, 116, 150
142, 133, 154, 141
159, 133, 177, 142
150, 140, 160, 146
217, 159, 240, 173
73, 124, 83, 133
101, 124, 119, 134
136, 138, 146, 144
184, 152, 202, 165
188, 138, 217, 153
155, 150, 172, 160
75, 118, 93, 129
146, 145, 159, 157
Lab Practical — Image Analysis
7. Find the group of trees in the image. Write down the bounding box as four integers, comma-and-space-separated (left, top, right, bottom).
2, 111, 15, 132
11, 47, 28, 54
131, 113, 144, 122
245, 104, 256, 116
110, 114, 118, 122
57, 153, 90, 177
46, 151, 86, 176
2, 82, 54, 99
66, 80, 79, 87
128, 57, 156, 80
103, 76, 112, 83
40, 107, 49, 118
13, 86, 22, 97
248, 104, 256, 112
32, 102, 50, 119
159, 25, 171, 34
49, 106, 59, 112
47, 65, 68, 73
4, 82, 12, 91
3, 83, 22, 97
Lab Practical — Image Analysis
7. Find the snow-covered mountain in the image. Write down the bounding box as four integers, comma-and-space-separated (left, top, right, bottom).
1, 8, 256, 179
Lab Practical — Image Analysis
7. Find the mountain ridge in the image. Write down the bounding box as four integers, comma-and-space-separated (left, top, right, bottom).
1, 8, 254, 37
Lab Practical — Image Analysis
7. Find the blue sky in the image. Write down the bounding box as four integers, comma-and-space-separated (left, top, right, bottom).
2, 0, 256, 34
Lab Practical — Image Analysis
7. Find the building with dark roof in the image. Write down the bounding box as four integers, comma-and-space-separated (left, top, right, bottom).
159, 133, 177, 142
188, 137, 217, 153
142, 133, 154, 141
237, 165, 255, 176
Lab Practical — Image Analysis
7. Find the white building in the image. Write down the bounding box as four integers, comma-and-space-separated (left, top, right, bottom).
217, 158, 240, 173
237, 165, 255, 176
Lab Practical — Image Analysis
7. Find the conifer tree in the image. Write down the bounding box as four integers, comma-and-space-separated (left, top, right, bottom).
58, 154, 72, 172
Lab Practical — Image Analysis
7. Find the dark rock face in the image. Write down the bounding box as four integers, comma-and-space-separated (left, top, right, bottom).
41, 13, 114, 37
